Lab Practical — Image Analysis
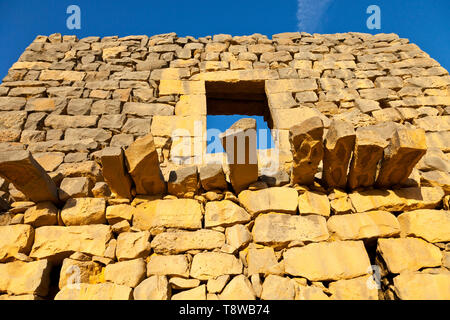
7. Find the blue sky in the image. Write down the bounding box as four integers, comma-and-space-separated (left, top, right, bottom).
0, 0, 448, 150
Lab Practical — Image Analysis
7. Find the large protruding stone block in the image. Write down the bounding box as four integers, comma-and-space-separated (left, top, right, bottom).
124, 133, 166, 195
376, 128, 427, 188
0, 150, 59, 204
322, 120, 355, 189
101, 147, 133, 199
347, 126, 387, 189
289, 116, 324, 185
220, 118, 258, 194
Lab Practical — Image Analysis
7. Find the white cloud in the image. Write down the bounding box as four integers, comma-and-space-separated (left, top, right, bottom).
297, 0, 333, 33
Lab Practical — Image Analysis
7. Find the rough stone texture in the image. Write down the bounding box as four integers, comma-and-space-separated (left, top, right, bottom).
0, 224, 34, 262
124, 134, 165, 195
289, 116, 324, 185
284, 241, 371, 281
238, 187, 298, 216
376, 128, 427, 188
190, 252, 243, 280
101, 147, 133, 199
55, 283, 132, 300
204, 200, 251, 227
221, 118, 258, 194
60, 198, 106, 226
0, 151, 59, 204
397, 209, 450, 243
151, 230, 225, 254
322, 120, 355, 189
393, 272, 450, 300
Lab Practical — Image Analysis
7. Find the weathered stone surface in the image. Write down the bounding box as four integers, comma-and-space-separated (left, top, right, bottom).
169, 277, 201, 290
105, 204, 134, 225
284, 241, 371, 281
219, 275, 256, 300
252, 213, 329, 246
397, 209, 450, 243
261, 275, 295, 300
60, 198, 106, 226
101, 147, 133, 199
124, 134, 165, 195
377, 238, 442, 273
247, 246, 282, 276
147, 254, 190, 278
30, 225, 112, 260
199, 163, 227, 191
168, 165, 198, 197
104, 258, 146, 288
24, 202, 58, 227
116, 231, 151, 261
298, 191, 330, 217
33, 152, 64, 172
329, 275, 379, 300
0, 224, 34, 262
289, 116, 324, 185
0, 150, 59, 203
55, 283, 132, 300
190, 252, 243, 280
133, 199, 202, 230
58, 258, 103, 289
0, 97, 26, 111
44, 115, 98, 129
0, 260, 51, 296
221, 118, 258, 194
225, 224, 252, 250
322, 120, 355, 188
393, 272, 450, 300
376, 128, 427, 188
207, 275, 230, 294
204, 200, 251, 227
327, 211, 400, 240
134, 275, 171, 300
348, 126, 387, 189
172, 285, 207, 300
151, 229, 225, 254
238, 187, 298, 216
58, 177, 91, 201
349, 187, 445, 212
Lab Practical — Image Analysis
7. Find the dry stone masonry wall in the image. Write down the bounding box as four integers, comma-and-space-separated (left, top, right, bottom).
0, 31, 449, 300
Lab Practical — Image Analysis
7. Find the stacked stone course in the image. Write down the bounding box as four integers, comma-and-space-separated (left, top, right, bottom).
0, 31, 449, 300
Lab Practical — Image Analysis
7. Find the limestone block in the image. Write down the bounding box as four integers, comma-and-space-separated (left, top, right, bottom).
104, 258, 146, 288
60, 198, 106, 226
376, 128, 427, 188
172, 285, 207, 300
327, 211, 400, 240
329, 275, 379, 300
168, 165, 199, 197
30, 225, 112, 260
116, 231, 151, 261
261, 275, 295, 300
0, 224, 34, 262
219, 275, 256, 300
377, 238, 442, 273
101, 147, 133, 199
199, 163, 227, 191
298, 191, 330, 217
252, 213, 329, 246
284, 241, 371, 281
125, 133, 165, 195
133, 275, 170, 300
23, 202, 58, 227
220, 118, 258, 194
55, 283, 132, 300
105, 204, 134, 225
147, 254, 190, 278
225, 224, 252, 250
190, 252, 243, 280
289, 116, 324, 185
132, 199, 202, 230
0, 150, 59, 204
32, 152, 64, 172
0, 260, 51, 296
397, 209, 450, 243
393, 272, 450, 300
151, 229, 225, 255
322, 120, 355, 188
247, 247, 281, 276
58, 177, 91, 202
238, 187, 298, 216
204, 200, 251, 228
58, 258, 103, 289
159, 80, 205, 95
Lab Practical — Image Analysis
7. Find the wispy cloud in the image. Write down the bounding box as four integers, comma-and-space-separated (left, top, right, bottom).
297, 0, 333, 33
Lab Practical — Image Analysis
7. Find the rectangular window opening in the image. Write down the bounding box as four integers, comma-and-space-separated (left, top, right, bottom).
206, 81, 275, 154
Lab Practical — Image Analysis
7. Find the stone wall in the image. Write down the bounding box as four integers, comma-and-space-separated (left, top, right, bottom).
0, 32, 449, 300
